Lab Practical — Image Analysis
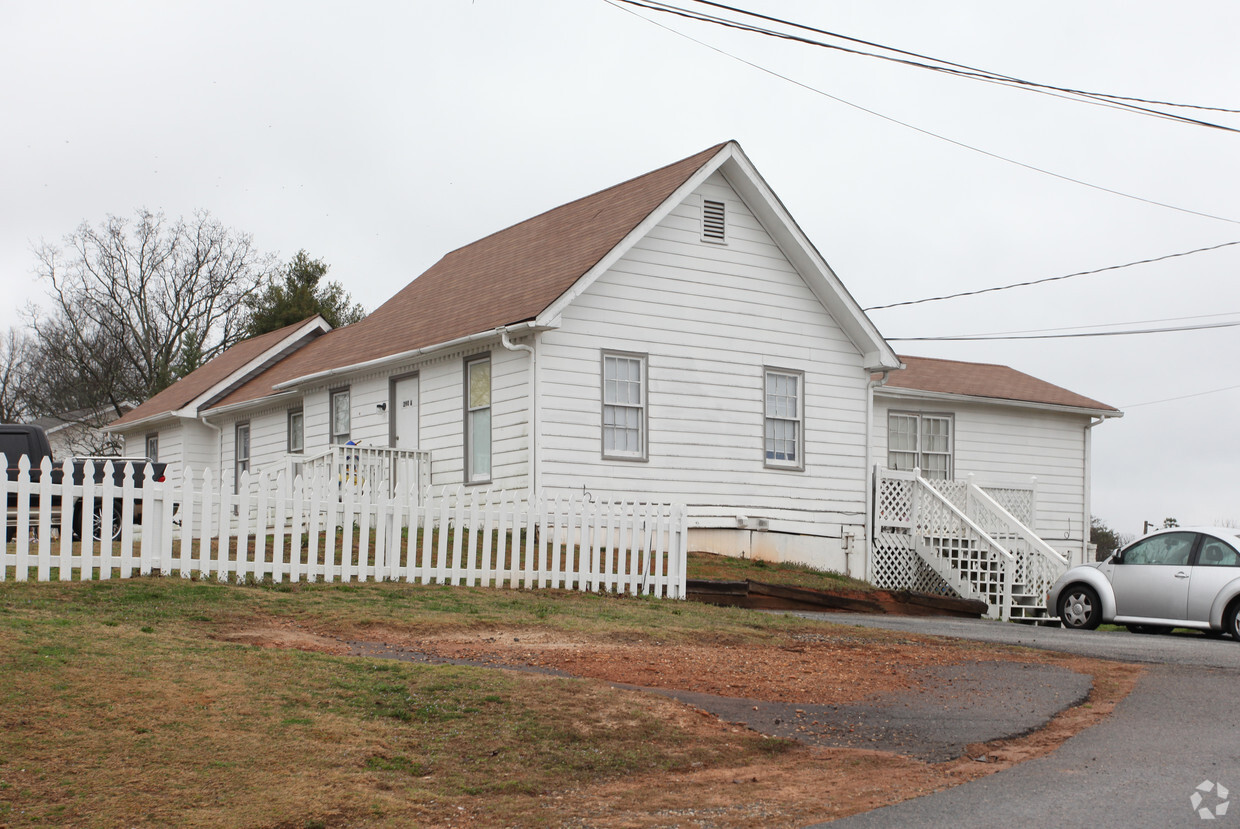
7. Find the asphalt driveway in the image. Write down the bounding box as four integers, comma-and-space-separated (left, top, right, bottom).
799, 614, 1240, 828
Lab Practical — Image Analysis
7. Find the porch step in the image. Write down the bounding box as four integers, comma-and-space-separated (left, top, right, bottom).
1007, 583, 1057, 625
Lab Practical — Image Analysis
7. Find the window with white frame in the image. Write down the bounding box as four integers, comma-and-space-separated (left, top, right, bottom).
235, 422, 251, 492
602, 352, 646, 460
330, 388, 351, 445
465, 355, 491, 482
888, 413, 953, 479
144, 433, 159, 463
287, 408, 304, 453
764, 369, 803, 468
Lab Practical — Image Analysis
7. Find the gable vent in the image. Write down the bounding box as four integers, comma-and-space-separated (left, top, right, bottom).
702, 199, 726, 242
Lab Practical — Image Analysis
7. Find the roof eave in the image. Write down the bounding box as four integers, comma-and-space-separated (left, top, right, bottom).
200, 390, 302, 419
271, 320, 549, 393
104, 410, 181, 434
875, 385, 1123, 418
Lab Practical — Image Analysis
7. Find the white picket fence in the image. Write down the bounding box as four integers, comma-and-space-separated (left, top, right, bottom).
2, 455, 689, 598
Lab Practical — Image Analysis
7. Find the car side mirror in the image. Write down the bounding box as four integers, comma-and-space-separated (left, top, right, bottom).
1109, 551, 1123, 564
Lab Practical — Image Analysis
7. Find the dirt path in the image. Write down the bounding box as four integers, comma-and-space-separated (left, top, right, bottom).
221, 624, 1143, 826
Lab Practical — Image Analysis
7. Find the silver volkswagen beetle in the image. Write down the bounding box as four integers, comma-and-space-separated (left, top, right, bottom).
1048, 527, 1240, 637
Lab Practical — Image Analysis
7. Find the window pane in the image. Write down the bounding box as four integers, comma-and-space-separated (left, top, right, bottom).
469, 360, 490, 409
889, 450, 916, 471
1125, 533, 1194, 566
922, 417, 950, 453
921, 453, 948, 478
289, 411, 304, 453
332, 392, 350, 440
889, 416, 917, 452
469, 407, 491, 480
1198, 539, 1240, 567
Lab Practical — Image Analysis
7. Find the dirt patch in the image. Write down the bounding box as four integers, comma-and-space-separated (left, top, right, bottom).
214, 626, 350, 654
354, 627, 983, 704
221, 623, 1142, 826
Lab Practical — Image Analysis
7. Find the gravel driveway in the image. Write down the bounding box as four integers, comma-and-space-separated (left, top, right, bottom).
798, 614, 1240, 828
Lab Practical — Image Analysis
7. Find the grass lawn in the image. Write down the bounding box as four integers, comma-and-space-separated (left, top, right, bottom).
0, 555, 867, 827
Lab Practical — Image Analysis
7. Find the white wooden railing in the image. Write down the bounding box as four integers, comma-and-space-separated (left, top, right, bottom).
928, 476, 1068, 620
872, 467, 1061, 621
2, 455, 688, 598
282, 445, 432, 502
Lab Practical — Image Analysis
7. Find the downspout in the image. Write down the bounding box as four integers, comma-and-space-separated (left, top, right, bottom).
862, 370, 892, 581
499, 328, 537, 499
1082, 416, 1106, 566
198, 412, 224, 481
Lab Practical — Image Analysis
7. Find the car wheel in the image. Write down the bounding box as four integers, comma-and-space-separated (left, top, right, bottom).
92, 502, 123, 543
1058, 584, 1102, 630
1225, 602, 1240, 642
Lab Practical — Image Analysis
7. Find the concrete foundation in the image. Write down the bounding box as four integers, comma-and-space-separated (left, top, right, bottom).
687, 527, 860, 578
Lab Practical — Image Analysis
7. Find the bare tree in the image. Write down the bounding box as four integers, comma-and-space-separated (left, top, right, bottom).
31, 209, 277, 413
0, 327, 31, 422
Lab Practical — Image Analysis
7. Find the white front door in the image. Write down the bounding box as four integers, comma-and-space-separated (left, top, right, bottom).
393, 376, 419, 450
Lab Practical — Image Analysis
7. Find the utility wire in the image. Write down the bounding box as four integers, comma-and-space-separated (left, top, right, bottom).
865, 240, 1240, 311
614, 0, 1240, 133
887, 319, 1240, 341
940, 310, 1240, 338
604, 0, 1240, 227
684, 0, 1240, 116
1122, 382, 1240, 409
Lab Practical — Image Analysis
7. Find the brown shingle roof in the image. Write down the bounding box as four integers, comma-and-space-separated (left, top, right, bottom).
882, 355, 1119, 413
210, 142, 729, 409
110, 318, 325, 428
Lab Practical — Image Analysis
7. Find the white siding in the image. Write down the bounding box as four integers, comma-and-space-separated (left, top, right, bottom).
210, 345, 532, 493
873, 394, 1091, 563
416, 346, 529, 491
115, 419, 216, 485
538, 172, 870, 540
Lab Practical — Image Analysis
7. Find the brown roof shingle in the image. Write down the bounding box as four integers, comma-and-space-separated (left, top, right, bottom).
882, 355, 1119, 413
209, 142, 729, 409
111, 318, 325, 428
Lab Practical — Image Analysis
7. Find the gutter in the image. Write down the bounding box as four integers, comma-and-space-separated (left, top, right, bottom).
273, 321, 545, 392
199, 390, 300, 419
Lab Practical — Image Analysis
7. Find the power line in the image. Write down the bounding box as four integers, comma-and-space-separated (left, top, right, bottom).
1122, 382, 1240, 409
865, 240, 1240, 311
887, 318, 1240, 342
604, 0, 1240, 227
941, 311, 1240, 338
684, 0, 1240, 116
612, 0, 1240, 133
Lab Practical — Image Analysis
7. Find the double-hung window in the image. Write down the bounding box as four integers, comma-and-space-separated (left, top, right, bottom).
465, 355, 491, 482
888, 413, 953, 478
330, 389, 351, 445
287, 409, 304, 454
602, 352, 646, 460
144, 433, 159, 463
764, 369, 803, 469
235, 422, 251, 492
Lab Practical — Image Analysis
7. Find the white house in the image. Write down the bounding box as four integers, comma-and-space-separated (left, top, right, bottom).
109, 141, 1120, 607
872, 355, 1119, 569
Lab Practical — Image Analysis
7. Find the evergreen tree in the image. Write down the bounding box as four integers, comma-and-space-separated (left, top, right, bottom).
244, 250, 366, 336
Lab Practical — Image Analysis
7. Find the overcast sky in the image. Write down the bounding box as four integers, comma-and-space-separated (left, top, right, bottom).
3, 0, 1238, 538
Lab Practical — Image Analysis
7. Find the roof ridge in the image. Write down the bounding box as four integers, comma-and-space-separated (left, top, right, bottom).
437, 141, 731, 258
